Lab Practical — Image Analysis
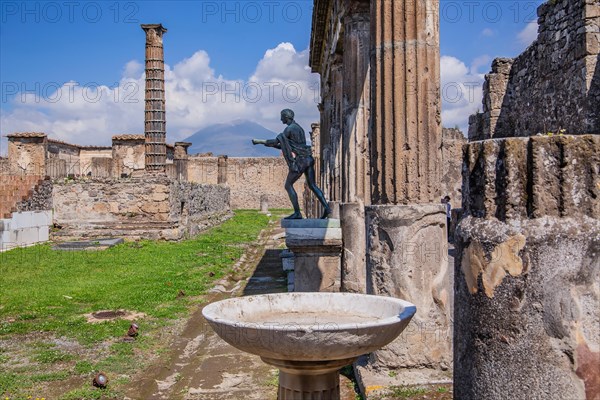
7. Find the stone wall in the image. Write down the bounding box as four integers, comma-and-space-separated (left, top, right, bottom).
441, 128, 466, 206
188, 156, 302, 210
15, 178, 53, 213
469, 0, 600, 139
0, 175, 45, 218
188, 156, 219, 184
455, 135, 599, 399
7, 134, 46, 175
112, 137, 146, 177
80, 148, 112, 176
52, 177, 231, 240
0, 157, 8, 174
47, 140, 81, 176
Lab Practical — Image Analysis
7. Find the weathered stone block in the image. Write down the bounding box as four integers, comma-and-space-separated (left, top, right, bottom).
455, 216, 600, 400
340, 202, 366, 293
365, 204, 452, 378
284, 219, 343, 293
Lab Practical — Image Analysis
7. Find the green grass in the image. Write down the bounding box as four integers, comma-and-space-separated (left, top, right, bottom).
0, 210, 271, 398
33, 348, 75, 364
0, 210, 269, 343
387, 386, 428, 398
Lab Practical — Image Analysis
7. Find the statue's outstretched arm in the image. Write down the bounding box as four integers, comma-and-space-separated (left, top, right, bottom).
252, 138, 281, 149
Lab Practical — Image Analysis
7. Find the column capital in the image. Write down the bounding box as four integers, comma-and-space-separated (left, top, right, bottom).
141, 24, 168, 41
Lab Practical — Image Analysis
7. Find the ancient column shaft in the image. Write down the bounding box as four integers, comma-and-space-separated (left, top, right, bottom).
141, 24, 168, 173
342, 0, 371, 204
330, 58, 344, 202
370, 0, 441, 204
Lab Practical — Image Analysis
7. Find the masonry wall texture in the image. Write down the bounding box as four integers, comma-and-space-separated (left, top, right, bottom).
0, 175, 46, 219
469, 0, 600, 139
188, 156, 303, 210
455, 135, 600, 399
52, 177, 230, 241
8, 134, 46, 175
15, 178, 53, 213
0, 158, 8, 174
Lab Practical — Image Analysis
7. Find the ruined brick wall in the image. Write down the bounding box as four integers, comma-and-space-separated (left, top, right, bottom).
188, 156, 302, 210
470, 0, 599, 139
226, 157, 303, 210
441, 128, 467, 206
15, 178, 53, 213
169, 181, 231, 237
52, 178, 230, 240
0, 175, 45, 218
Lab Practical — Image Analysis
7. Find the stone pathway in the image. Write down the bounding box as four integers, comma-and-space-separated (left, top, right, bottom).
125, 222, 359, 400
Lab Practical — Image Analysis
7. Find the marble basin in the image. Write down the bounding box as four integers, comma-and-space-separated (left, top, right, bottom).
203, 293, 415, 398
203, 292, 415, 361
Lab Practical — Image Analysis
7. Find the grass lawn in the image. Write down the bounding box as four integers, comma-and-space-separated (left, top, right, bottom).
0, 210, 277, 399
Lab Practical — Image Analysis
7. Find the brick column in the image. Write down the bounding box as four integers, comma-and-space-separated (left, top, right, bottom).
141, 24, 168, 173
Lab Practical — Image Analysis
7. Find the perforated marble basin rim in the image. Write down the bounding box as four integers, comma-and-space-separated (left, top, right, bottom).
202, 292, 417, 361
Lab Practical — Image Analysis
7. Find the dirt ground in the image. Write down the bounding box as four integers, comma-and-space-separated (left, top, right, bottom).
123, 222, 360, 400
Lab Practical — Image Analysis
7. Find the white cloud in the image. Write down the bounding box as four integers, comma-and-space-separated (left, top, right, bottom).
481, 28, 494, 37
517, 20, 538, 48
0, 42, 321, 151
0, 44, 487, 151
440, 55, 486, 134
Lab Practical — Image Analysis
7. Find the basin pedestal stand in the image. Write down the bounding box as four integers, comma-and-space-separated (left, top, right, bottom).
262, 357, 355, 400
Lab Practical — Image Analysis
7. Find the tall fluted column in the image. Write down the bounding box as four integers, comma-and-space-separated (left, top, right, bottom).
342, 0, 371, 205
360, 0, 452, 385
369, 0, 441, 204
141, 24, 168, 173
330, 56, 344, 203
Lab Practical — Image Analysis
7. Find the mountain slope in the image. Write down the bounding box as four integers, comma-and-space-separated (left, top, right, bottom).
183, 120, 283, 157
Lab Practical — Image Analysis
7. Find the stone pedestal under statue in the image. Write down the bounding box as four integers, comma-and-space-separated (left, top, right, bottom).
282, 219, 342, 292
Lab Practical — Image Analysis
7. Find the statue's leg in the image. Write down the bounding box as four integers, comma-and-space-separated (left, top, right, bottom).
304, 164, 331, 219
284, 170, 303, 219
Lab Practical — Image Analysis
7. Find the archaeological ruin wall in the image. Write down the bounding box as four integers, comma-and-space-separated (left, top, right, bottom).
469, 0, 599, 140
188, 155, 304, 210
52, 177, 230, 241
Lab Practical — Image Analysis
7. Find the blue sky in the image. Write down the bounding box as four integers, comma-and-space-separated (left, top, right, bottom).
0, 0, 544, 153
